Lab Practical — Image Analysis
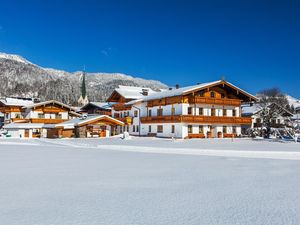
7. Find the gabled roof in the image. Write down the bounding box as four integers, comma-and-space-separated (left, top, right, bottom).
81, 102, 112, 111
23, 100, 76, 111
0, 98, 34, 107
126, 80, 257, 105
3, 123, 45, 129
242, 102, 294, 117
107, 86, 158, 102
55, 115, 124, 129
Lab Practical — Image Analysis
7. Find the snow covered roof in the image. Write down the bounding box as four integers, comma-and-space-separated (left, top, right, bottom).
23, 100, 76, 111
114, 86, 158, 99
81, 102, 112, 110
0, 97, 34, 107
241, 104, 261, 116
126, 80, 257, 105
56, 115, 124, 129
3, 123, 45, 129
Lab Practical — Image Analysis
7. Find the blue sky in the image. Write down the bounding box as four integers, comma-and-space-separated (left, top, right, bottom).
0, 0, 299, 97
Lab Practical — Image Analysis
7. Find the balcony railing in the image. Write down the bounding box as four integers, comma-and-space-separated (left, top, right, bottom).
113, 103, 132, 111
11, 118, 67, 124
141, 115, 252, 124
190, 97, 241, 106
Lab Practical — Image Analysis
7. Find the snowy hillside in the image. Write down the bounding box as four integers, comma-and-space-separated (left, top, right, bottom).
0, 52, 168, 105
286, 94, 300, 109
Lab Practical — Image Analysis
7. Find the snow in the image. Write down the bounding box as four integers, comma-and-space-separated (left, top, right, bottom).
3, 122, 44, 129
0, 138, 300, 225
115, 85, 158, 100
0, 52, 34, 65
56, 114, 124, 129
0, 97, 34, 106
126, 80, 257, 105
286, 94, 300, 109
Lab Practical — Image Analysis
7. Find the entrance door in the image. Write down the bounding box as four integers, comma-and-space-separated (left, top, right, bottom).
24, 129, 29, 138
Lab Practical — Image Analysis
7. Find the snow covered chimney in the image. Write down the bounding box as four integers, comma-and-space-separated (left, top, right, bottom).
175, 84, 180, 89
142, 89, 149, 96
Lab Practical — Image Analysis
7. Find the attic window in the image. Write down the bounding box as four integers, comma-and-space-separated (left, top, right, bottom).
210, 91, 215, 98
199, 90, 205, 97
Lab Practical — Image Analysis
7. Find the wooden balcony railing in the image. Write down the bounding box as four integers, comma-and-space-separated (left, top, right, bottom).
190, 97, 241, 106
141, 115, 252, 124
11, 118, 67, 124
113, 103, 132, 111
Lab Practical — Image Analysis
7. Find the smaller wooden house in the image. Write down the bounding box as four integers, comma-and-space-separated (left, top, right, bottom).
50, 115, 124, 138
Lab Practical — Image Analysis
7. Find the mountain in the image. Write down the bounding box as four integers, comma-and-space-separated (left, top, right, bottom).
0, 52, 168, 105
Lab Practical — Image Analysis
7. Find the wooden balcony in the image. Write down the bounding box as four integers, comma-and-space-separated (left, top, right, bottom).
12, 118, 67, 124
190, 97, 241, 106
113, 103, 132, 111
141, 115, 252, 124
30, 118, 67, 124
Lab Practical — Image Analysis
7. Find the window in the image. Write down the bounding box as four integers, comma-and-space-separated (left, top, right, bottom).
188, 107, 193, 115
232, 109, 236, 117
171, 125, 175, 133
221, 93, 225, 98
223, 109, 227, 116
136, 125, 139, 133
211, 108, 215, 116
157, 125, 163, 133
233, 126, 237, 134
171, 107, 175, 116
210, 91, 215, 98
223, 126, 227, 134
114, 113, 119, 118
256, 118, 261, 123
157, 108, 163, 116
277, 119, 281, 124
120, 112, 123, 118
134, 110, 138, 117
133, 125, 135, 132
148, 109, 152, 117
148, 125, 151, 133
199, 90, 205, 97
199, 108, 203, 115
199, 125, 203, 134
188, 125, 193, 133
56, 114, 62, 119
38, 113, 44, 119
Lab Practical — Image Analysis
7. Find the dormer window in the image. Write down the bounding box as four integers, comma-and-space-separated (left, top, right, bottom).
210, 91, 215, 98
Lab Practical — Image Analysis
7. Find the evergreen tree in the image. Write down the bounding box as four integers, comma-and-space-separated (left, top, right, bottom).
81, 72, 86, 99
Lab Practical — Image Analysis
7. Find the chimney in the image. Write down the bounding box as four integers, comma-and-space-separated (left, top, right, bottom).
141, 88, 149, 96
169, 87, 173, 90
175, 84, 180, 89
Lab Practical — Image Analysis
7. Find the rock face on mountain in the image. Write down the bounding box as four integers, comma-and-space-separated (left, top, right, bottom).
0, 52, 168, 105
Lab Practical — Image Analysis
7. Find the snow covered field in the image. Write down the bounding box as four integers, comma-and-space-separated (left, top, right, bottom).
0, 138, 300, 225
